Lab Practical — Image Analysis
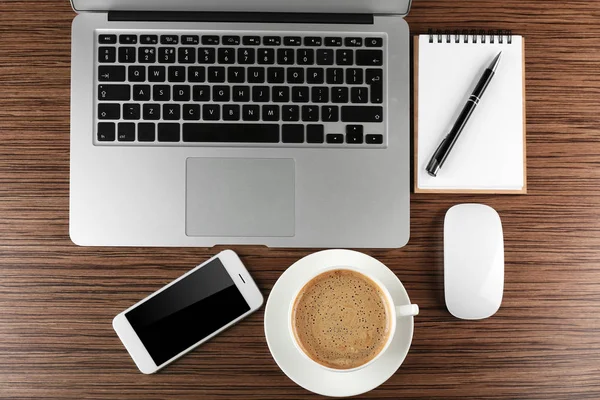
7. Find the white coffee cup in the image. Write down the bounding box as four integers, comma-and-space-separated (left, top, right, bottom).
288, 266, 419, 373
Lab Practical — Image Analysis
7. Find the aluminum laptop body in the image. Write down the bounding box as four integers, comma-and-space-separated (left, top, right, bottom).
69, 0, 412, 248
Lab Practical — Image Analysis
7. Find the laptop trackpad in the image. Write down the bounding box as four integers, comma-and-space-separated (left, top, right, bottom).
186, 158, 295, 237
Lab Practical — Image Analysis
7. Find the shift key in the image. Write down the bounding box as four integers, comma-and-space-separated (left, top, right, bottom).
98, 84, 130, 101
341, 106, 383, 123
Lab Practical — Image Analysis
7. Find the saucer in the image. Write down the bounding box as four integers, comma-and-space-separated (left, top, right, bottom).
264, 249, 415, 397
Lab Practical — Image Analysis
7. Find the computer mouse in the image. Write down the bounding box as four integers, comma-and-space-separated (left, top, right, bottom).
444, 204, 504, 320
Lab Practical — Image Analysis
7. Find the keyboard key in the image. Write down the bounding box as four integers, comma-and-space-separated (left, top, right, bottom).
198, 48, 216, 64
98, 103, 120, 119
181, 35, 199, 45
356, 50, 383, 66
292, 87, 309, 103
307, 124, 325, 143
272, 86, 289, 102
218, 48, 235, 64
183, 123, 279, 143
264, 36, 281, 46
98, 84, 130, 101
213, 86, 230, 102
277, 49, 295, 65
304, 37, 322, 46
163, 104, 180, 120
223, 35, 240, 45
228, 67, 245, 83
202, 35, 220, 45
153, 85, 170, 101
138, 123, 156, 141
98, 66, 125, 82
143, 104, 160, 120
203, 104, 221, 120
282, 125, 304, 143
326, 134, 344, 144
128, 66, 146, 82
160, 35, 179, 45
223, 104, 240, 121
287, 68, 304, 84
332, 87, 349, 103
366, 69, 383, 103
99, 34, 117, 44
97, 122, 115, 141
138, 47, 156, 63
316, 49, 334, 65
178, 47, 196, 63
366, 134, 384, 144
158, 123, 180, 142
118, 47, 136, 63
326, 68, 343, 84
325, 37, 342, 47
248, 67, 265, 83
183, 104, 201, 121
345, 37, 363, 47
232, 86, 250, 102
238, 48, 255, 64
243, 36, 260, 45
173, 85, 190, 101
341, 106, 383, 122
133, 84, 151, 101
302, 105, 319, 121
168, 66, 186, 82
267, 67, 285, 83
188, 66, 205, 82
262, 105, 279, 121
118, 122, 136, 141
321, 105, 339, 122
193, 85, 210, 101
307, 68, 324, 84
119, 35, 137, 44
297, 49, 314, 65
346, 125, 364, 144
336, 49, 353, 65
148, 66, 165, 82
282, 105, 300, 121
123, 104, 141, 120
258, 48, 275, 64
346, 68, 364, 84
284, 36, 302, 46
98, 47, 116, 63
351, 87, 369, 103
242, 105, 260, 121
252, 86, 270, 102
140, 35, 158, 45
208, 67, 226, 83
158, 47, 176, 63
366, 37, 383, 47
311, 87, 329, 103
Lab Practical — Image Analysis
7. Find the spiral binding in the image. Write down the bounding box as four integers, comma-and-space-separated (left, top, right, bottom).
428, 29, 513, 45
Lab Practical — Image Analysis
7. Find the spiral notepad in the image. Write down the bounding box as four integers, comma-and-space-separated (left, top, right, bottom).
415, 30, 527, 194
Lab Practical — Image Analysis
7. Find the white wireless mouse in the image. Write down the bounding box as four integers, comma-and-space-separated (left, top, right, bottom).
444, 204, 504, 320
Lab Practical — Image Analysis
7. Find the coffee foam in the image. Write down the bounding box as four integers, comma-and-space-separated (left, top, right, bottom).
291, 269, 391, 370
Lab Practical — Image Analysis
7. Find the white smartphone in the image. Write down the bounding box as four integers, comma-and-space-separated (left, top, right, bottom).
112, 250, 263, 374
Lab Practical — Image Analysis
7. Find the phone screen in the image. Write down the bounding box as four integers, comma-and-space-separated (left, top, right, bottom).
125, 258, 250, 366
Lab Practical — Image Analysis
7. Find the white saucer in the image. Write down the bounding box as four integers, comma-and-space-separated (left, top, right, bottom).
264, 250, 415, 398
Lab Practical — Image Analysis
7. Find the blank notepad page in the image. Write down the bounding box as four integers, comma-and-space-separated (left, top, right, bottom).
416, 33, 525, 192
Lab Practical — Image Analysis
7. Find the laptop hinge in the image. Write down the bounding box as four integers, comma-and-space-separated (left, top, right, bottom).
108, 11, 373, 25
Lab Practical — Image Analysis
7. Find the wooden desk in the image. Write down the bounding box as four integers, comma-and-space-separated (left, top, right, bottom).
1, 0, 599, 398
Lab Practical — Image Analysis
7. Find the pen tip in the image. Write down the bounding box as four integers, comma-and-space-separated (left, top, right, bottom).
490, 52, 502, 72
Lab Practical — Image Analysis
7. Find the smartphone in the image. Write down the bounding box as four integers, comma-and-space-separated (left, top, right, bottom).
112, 250, 263, 374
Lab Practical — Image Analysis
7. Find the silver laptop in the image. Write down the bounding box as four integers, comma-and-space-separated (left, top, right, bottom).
69, 0, 412, 248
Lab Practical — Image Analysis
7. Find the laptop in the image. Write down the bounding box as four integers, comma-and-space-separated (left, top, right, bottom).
69, 0, 412, 248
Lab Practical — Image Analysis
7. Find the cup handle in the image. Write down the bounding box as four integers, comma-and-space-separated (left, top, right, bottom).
396, 304, 419, 318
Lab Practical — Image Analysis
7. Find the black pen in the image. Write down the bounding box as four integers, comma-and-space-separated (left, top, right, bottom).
426, 52, 502, 177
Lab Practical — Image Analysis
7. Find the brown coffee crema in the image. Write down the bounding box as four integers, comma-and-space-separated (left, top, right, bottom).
291, 269, 392, 369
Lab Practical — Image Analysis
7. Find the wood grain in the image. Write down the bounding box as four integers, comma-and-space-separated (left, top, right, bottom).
1, 0, 600, 398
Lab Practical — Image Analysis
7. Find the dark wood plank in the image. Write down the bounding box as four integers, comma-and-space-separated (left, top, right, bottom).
0, 0, 599, 398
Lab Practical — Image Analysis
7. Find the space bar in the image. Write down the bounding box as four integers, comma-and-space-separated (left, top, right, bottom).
183, 123, 280, 143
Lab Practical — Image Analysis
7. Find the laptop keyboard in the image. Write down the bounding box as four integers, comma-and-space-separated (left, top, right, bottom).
96, 32, 386, 147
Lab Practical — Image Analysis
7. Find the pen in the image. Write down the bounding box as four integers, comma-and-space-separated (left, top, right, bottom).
426, 52, 502, 177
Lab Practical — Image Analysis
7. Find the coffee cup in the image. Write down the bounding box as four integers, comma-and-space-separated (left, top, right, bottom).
288, 266, 418, 373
